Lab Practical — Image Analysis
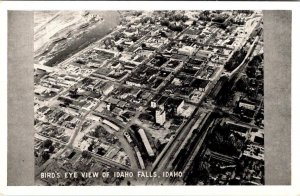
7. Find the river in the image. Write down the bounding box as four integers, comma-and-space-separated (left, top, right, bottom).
43, 11, 120, 67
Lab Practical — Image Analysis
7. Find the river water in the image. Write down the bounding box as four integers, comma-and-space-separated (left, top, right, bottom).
43, 11, 120, 67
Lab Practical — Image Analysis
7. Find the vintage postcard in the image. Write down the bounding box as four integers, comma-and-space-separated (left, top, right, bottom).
3, 2, 296, 195
33, 10, 265, 186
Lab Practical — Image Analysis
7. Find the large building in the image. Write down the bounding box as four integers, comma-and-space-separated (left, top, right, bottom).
191, 78, 210, 92
176, 99, 185, 115
138, 128, 155, 157
151, 95, 185, 116
178, 45, 195, 56
101, 82, 114, 96
155, 106, 166, 125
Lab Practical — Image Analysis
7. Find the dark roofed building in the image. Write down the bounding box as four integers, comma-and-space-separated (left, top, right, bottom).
225, 121, 250, 136
191, 78, 210, 92
157, 96, 169, 106
165, 97, 185, 115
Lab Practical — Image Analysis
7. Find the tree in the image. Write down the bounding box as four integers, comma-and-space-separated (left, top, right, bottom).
203, 10, 210, 17
117, 45, 124, 52
174, 14, 181, 22
94, 128, 101, 138
41, 151, 50, 161
149, 18, 155, 24
82, 150, 91, 159
88, 145, 93, 152
198, 161, 210, 183
160, 31, 168, 38
161, 20, 169, 27
235, 77, 248, 92
43, 139, 53, 148
141, 43, 146, 49
48, 145, 55, 153
169, 24, 183, 32
70, 88, 79, 98
246, 66, 256, 78
131, 36, 138, 42
182, 15, 189, 22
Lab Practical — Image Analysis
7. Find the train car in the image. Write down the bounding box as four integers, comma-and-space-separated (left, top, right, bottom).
134, 146, 145, 170
138, 128, 155, 157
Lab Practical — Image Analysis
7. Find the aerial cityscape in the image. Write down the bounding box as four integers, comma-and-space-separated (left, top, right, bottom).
34, 10, 264, 185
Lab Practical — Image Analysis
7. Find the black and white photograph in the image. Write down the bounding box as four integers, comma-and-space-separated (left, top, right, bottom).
33, 10, 264, 186
2, 1, 298, 195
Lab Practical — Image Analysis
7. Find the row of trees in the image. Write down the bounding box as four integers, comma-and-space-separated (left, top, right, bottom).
160, 20, 184, 32
207, 124, 245, 157
224, 48, 247, 72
